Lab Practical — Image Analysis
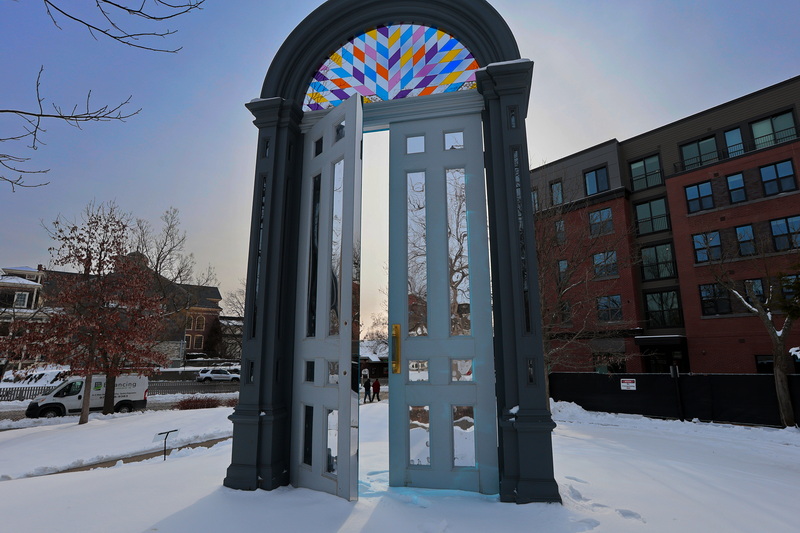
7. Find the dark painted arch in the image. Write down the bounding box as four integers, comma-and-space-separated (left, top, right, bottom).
261, 0, 521, 102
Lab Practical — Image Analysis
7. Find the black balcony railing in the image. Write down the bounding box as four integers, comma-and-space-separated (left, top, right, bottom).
631, 169, 663, 191
637, 214, 670, 235
674, 126, 797, 173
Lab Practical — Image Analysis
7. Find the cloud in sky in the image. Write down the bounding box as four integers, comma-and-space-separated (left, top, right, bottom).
2, 0, 799, 309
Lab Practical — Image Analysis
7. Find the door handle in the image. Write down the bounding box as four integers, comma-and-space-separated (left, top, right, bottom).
391, 324, 401, 374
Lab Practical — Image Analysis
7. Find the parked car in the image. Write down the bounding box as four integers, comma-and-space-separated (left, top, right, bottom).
196, 368, 239, 382
26, 375, 148, 418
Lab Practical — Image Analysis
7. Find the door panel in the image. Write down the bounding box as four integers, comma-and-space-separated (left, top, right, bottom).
293, 96, 362, 501
388, 109, 498, 494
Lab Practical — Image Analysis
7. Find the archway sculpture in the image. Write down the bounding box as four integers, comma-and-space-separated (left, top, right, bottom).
224, 0, 561, 504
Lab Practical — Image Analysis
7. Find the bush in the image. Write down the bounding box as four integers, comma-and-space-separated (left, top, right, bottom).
222, 397, 238, 407
175, 395, 222, 410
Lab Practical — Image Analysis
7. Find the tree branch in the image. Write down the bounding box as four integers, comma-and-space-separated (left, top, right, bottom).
42, 0, 205, 53
1, 66, 140, 190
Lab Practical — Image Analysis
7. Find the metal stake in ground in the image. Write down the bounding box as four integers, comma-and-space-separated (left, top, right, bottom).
154, 429, 179, 461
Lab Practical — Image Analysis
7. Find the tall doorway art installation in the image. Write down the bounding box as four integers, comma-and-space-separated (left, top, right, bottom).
224, 0, 561, 504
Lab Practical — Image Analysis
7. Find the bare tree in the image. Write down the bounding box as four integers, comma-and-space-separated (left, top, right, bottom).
705, 234, 799, 427
133, 206, 216, 290
532, 184, 640, 397
2, 1, 204, 190
224, 279, 247, 318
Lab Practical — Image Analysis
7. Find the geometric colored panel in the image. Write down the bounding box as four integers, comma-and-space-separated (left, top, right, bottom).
303, 24, 479, 111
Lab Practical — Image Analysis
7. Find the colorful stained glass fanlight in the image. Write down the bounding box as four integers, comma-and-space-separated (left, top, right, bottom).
303, 24, 479, 112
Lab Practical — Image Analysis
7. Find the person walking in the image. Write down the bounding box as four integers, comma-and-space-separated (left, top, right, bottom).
363, 376, 372, 403
372, 377, 381, 402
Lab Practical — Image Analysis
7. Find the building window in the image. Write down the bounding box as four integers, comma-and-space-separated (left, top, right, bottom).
641, 243, 675, 281
629, 155, 662, 191
685, 181, 714, 213
724, 128, 744, 157
589, 207, 613, 236
531, 189, 539, 211
726, 173, 747, 203
597, 295, 622, 322
551, 181, 563, 206
693, 231, 722, 263
593, 251, 618, 277
186, 316, 193, 330
681, 136, 717, 170
184, 335, 192, 347
645, 290, 682, 327
13, 292, 29, 308
699, 284, 732, 315
194, 335, 204, 350
760, 160, 796, 196
559, 301, 572, 323
635, 198, 668, 235
770, 215, 800, 251
783, 274, 798, 301
196, 315, 206, 331
557, 260, 568, 284
736, 225, 756, 256
584, 167, 609, 196
744, 279, 765, 304
751, 111, 796, 150
555, 220, 565, 244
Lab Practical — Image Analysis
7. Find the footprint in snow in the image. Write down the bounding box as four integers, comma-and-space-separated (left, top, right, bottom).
568, 485, 589, 502
572, 518, 600, 531
565, 476, 588, 484
616, 509, 646, 523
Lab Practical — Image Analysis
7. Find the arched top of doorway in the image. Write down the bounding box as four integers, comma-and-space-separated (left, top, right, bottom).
261, 0, 521, 104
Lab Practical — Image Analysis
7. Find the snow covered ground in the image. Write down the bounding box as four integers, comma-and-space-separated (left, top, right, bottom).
0, 401, 798, 532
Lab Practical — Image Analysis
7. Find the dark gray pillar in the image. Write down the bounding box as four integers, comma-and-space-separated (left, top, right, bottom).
477, 61, 562, 504
225, 97, 304, 491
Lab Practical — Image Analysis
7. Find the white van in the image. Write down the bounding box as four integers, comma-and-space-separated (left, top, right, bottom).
26, 375, 148, 418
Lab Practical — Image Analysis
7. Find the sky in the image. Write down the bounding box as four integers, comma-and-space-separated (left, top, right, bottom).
2, 0, 800, 317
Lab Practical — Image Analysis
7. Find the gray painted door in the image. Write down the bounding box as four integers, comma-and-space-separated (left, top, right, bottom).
387, 108, 499, 494
292, 96, 363, 501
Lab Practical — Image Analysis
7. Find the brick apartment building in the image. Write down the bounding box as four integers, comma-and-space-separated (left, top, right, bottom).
531, 75, 800, 374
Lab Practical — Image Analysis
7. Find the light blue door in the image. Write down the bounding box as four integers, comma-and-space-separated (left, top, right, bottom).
386, 93, 498, 493
292, 96, 363, 501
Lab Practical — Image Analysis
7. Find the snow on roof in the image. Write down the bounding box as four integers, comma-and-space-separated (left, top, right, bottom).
1, 266, 38, 272
0, 276, 41, 288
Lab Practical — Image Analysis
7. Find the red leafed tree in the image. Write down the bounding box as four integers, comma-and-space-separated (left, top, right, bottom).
35, 201, 167, 423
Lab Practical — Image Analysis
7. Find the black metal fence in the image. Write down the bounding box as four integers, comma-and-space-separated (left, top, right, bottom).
550, 372, 800, 427
0, 381, 240, 401
0, 386, 55, 402
148, 381, 241, 395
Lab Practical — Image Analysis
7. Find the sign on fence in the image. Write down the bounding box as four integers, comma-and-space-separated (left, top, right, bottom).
620, 379, 637, 391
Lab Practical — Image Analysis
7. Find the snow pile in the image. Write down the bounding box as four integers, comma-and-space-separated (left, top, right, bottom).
0, 408, 234, 479
0, 401, 798, 532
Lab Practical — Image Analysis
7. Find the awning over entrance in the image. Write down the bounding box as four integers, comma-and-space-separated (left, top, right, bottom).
634, 335, 687, 347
